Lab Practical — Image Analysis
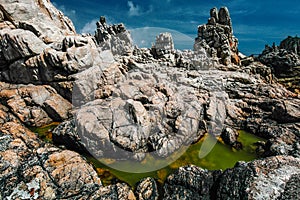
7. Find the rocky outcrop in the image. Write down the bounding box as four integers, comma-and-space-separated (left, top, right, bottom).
280, 36, 300, 55
163, 166, 221, 199
0, 0, 76, 43
1, 0, 300, 199
54, 54, 300, 164
151, 32, 174, 58
0, 31, 106, 100
163, 156, 300, 200
135, 177, 159, 200
194, 7, 240, 66
221, 127, 242, 149
94, 16, 133, 56
0, 82, 71, 126
0, 103, 135, 199
69, 61, 207, 161
258, 39, 300, 93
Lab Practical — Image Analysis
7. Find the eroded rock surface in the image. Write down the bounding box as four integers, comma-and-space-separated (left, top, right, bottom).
0, 103, 135, 199
0, 82, 71, 126
163, 156, 300, 200
258, 38, 300, 93
0, 0, 76, 43
0, 0, 299, 199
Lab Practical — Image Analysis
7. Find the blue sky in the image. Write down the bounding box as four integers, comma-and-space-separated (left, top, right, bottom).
52, 0, 300, 55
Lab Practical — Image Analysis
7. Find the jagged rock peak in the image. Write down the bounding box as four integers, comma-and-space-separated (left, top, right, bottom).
209, 7, 232, 29
94, 16, 133, 56
95, 16, 126, 43
280, 36, 300, 55
194, 6, 239, 66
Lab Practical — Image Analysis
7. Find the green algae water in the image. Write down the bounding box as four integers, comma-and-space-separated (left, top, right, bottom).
29, 122, 60, 142
89, 131, 265, 187
31, 124, 265, 187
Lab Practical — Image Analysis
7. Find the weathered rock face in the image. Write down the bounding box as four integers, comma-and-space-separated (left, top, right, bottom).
258, 39, 300, 93
135, 177, 159, 200
163, 156, 300, 200
0, 29, 106, 100
94, 16, 133, 56
69, 61, 207, 160
221, 127, 242, 149
280, 36, 300, 55
0, 82, 72, 126
151, 32, 174, 58
1, 0, 300, 199
194, 7, 240, 66
0, 102, 136, 199
0, 0, 76, 43
54, 53, 300, 163
163, 166, 221, 200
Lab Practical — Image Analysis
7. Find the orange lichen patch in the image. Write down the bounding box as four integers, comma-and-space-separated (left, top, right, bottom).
1, 122, 40, 147
128, 191, 136, 200
231, 53, 240, 65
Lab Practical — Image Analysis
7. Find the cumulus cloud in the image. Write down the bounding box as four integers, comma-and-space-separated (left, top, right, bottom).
80, 19, 98, 34
128, 1, 141, 16
127, 1, 153, 16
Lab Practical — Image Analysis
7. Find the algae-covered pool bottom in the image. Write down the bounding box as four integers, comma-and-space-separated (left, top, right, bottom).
88, 131, 264, 187
31, 124, 264, 187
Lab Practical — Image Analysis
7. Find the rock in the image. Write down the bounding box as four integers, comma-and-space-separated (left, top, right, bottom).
278, 174, 300, 200
152, 32, 174, 57
0, 101, 136, 200
270, 99, 300, 123
0, 0, 76, 43
218, 7, 232, 28
71, 51, 123, 106
69, 62, 206, 161
94, 16, 133, 56
90, 183, 136, 200
210, 7, 219, 23
135, 177, 159, 200
194, 7, 240, 66
52, 119, 86, 152
0, 83, 71, 126
279, 36, 300, 55
240, 56, 254, 66
0, 29, 47, 62
175, 49, 215, 70
221, 127, 242, 149
163, 156, 300, 200
258, 39, 300, 93
163, 165, 221, 200
215, 156, 300, 200
0, 34, 105, 101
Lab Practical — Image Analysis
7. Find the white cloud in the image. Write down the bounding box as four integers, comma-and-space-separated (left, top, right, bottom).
127, 1, 153, 17
80, 19, 98, 34
128, 1, 141, 16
